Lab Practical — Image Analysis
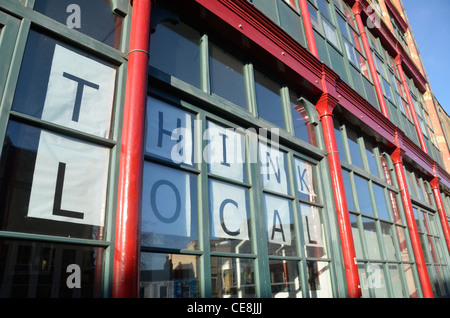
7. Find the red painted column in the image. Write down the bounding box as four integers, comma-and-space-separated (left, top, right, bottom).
352, 1, 389, 119
316, 93, 362, 298
391, 147, 434, 298
430, 177, 450, 255
113, 0, 153, 298
395, 55, 428, 154
298, 0, 319, 58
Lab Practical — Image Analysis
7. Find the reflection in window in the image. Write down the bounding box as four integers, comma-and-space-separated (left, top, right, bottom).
307, 261, 333, 298
140, 253, 199, 298
211, 257, 255, 298
254, 69, 285, 128
150, 21, 201, 88
290, 92, 316, 145
33, 0, 123, 49
269, 260, 301, 298
210, 43, 247, 109
355, 176, 374, 216
0, 239, 103, 298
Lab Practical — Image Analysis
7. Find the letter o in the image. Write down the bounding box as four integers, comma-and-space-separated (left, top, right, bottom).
150, 180, 181, 223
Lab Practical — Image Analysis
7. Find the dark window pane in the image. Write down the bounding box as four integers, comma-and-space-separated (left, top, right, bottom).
354, 175, 374, 216
0, 239, 102, 298
254, 69, 285, 128
333, 119, 347, 163
373, 184, 389, 221
210, 257, 255, 298
346, 129, 363, 168
342, 169, 356, 211
269, 260, 301, 298
210, 43, 247, 108
150, 21, 201, 88
33, 0, 122, 49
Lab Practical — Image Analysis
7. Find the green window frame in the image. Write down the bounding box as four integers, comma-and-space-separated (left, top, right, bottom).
0, 0, 130, 297
334, 120, 422, 298
141, 10, 342, 298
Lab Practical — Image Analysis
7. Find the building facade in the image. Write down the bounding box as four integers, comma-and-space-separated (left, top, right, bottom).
0, 0, 449, 298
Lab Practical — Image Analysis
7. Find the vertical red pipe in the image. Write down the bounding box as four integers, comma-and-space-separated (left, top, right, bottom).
317, 93, 361, 298
395, 56, 428, 154
391, 148, 434, 298
298, 0, 319, 58
430, 177, 450, 255
113, 0, 152, 298
352, 1, 389, 119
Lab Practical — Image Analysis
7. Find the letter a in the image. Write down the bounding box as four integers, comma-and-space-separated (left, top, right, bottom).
66, 264, 81, 289
66, 4, 81, 29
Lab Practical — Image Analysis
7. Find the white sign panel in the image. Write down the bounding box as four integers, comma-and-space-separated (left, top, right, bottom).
259, 142, 288, 195
145, 96, 194, 165
294, 158, 316, 199
142, 162, 192, 237
28, 131, 110, 226
205, 121, 245, 182
264, 194, 292, 245
42, 44, 116, 138
209, 180, 249, 241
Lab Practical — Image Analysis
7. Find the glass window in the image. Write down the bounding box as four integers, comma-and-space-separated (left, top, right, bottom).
269, 260, 302, 298
12, 30, 117, 139
307, 261, 333, 298
355, 176, 374, 216
141, 162, 198, 250
209, 180, 251, 254
346, 129, 363, 168
33, 0, 123, 49
0, 239, 103, 298
301, 203, 328, 258
254, 69, 285, 128
364, 141, 379, 177
380, 222, 397, 261
209, 43, 247, 109
259, 143, 290, 196
362, 217, 381, 259
0, 121, 109, 240
322, 19, 340, 49
373, 184, 389, 221
211, 257, 255, 298
265, 194, 296, 256
290, 92, 316, 145
342, 170, 356, 211
350, 213, 364, 258
140, 253, 199, 298
150, 21, 201, 89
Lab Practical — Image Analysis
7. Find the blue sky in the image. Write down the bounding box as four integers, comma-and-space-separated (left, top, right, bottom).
402, 0, 450, 115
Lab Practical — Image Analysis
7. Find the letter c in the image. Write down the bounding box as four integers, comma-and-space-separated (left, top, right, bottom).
219, 199, 240, 237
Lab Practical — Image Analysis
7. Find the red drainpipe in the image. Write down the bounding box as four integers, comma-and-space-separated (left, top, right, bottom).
395, 55, 428, 154
298, 0, 319, 58
430, 177, 450, 256
317, 93, 362, 298
113, 0, 153, 298
352, 1, 389, 119
391, 147, 433, 298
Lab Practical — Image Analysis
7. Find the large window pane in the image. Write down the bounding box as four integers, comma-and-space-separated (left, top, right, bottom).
350, 213, 364, 258
307, 261, 333, 298
269, 260, 302, 298
209, 180, 251, 254
254, 69, 285, 128
290, 92, 316, 145
362, 217, 381, 259
210, 43, 247, 109
141, 162, 198, 250
0, 239, 103, 298
211, 257, 255, 298
150, 21, 201, 88
12, 30, 117, 139
380, 221, 397, 261
355, 176, 374, 216
301, 203, 328, 258
140, 252, 199, 298
34, 0, 123, 48
0, 121, 109, 240
265, 194, 296, 256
